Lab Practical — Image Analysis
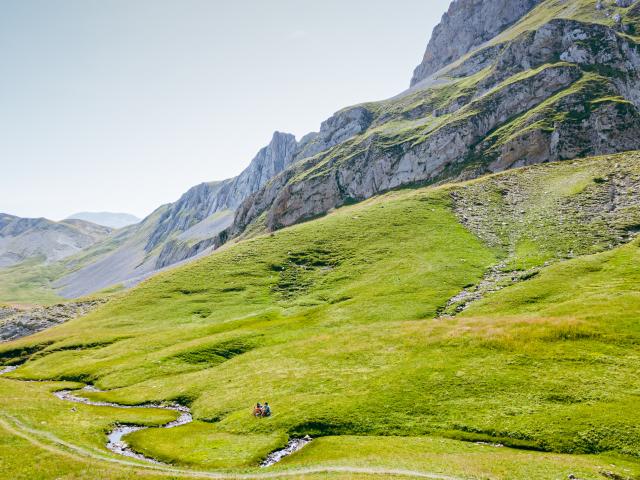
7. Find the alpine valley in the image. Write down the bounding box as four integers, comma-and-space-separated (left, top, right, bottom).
3, 1, 640, 479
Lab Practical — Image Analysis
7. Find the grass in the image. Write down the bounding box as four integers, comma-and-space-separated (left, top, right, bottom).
276, 436, 640, 479
452, 152, 640, 270
1, 1, 640, 476
126, 422, 287, 469
1, 152, 640, 479
0, 257, 65, 305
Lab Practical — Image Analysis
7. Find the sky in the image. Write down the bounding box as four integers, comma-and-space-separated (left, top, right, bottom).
0, 0, 450, 221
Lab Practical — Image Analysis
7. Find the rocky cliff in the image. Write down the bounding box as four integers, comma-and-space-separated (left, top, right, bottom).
228, 0, 640, 236
410, 0, 545, 86
146, 132, 297, 255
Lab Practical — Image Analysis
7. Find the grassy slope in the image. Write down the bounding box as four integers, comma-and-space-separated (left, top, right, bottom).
2, 1, 636, 308
1, 153, 640, 479
452, 152, 640, 269
457, 238, 640, 456
0, 258, 66, 305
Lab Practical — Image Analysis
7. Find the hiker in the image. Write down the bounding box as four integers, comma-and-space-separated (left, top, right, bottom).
263, 402, 271, 417
254, 402, 263, 417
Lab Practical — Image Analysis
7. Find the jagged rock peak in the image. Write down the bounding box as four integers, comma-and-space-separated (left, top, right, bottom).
410, 0, 544, 87
144, 131, 297, 253
234, 131, 298, 195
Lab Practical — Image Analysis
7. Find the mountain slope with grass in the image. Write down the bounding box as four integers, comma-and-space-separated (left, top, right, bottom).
5, 0, 640, 304
2, 2, 640, 478
2, 151, 640, 479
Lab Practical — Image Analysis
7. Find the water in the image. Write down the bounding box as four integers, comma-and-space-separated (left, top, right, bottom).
2, 368, 309, 467
54, 385, 192, 463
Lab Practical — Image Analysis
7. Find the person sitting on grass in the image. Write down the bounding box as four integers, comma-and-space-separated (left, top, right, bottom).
254, 402, 263, 417
263, 402, 271, 417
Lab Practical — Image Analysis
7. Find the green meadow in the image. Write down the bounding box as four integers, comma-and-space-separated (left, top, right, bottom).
2, 153, 640, 479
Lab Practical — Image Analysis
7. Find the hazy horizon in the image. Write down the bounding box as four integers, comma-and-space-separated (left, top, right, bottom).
1, 0, 449, 221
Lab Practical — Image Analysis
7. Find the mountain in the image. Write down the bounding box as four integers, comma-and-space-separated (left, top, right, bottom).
0, 214, 111, 268
4, 0, 640, 304
4, 1, 640, 479
226, 0, 640, 236
51, 132, 299, 298
410, 0, 545, 86
66, 212, 141, 229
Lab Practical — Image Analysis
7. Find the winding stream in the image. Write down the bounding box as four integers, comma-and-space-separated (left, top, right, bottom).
1, 367, 309, 467
261, 436, 312, 467
53, 385, 192, 463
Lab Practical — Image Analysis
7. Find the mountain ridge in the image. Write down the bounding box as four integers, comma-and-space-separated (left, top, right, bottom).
224, 0, 640, 238
410, 0, 545, 87
66, 212, 141, 229
0, 213, 111, 268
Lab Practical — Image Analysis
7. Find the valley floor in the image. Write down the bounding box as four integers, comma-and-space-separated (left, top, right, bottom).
1, 378, 638, 480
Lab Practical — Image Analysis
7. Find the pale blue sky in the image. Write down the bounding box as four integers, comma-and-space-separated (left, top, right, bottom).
0, 0, 450, 220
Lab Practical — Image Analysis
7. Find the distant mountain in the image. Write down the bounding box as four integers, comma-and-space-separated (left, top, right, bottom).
0, 214, 111, 267
66, 212, 141, 229
53, 132, 299, 298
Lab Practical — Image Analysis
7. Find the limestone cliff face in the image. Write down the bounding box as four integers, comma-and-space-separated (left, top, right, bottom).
146, 131, 297, 254
410, 0, 544, 86
294, 106, 374, 160
230, 11, 640, 236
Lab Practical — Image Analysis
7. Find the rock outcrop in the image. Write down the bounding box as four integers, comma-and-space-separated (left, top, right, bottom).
0, 300, 106, 342
294, 106, 374, 160
410, 0, 544, 87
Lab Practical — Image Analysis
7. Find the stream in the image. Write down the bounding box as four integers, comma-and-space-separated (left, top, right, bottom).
1, 368, 310, 467
53, 385, 192, 463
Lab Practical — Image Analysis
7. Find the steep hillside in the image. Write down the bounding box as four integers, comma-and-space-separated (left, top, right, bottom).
228, 0, 640, 238
0, 214, 111, 268
7, 0, 638, 304
2, 152, 640, 478
66, 212, 141, 229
